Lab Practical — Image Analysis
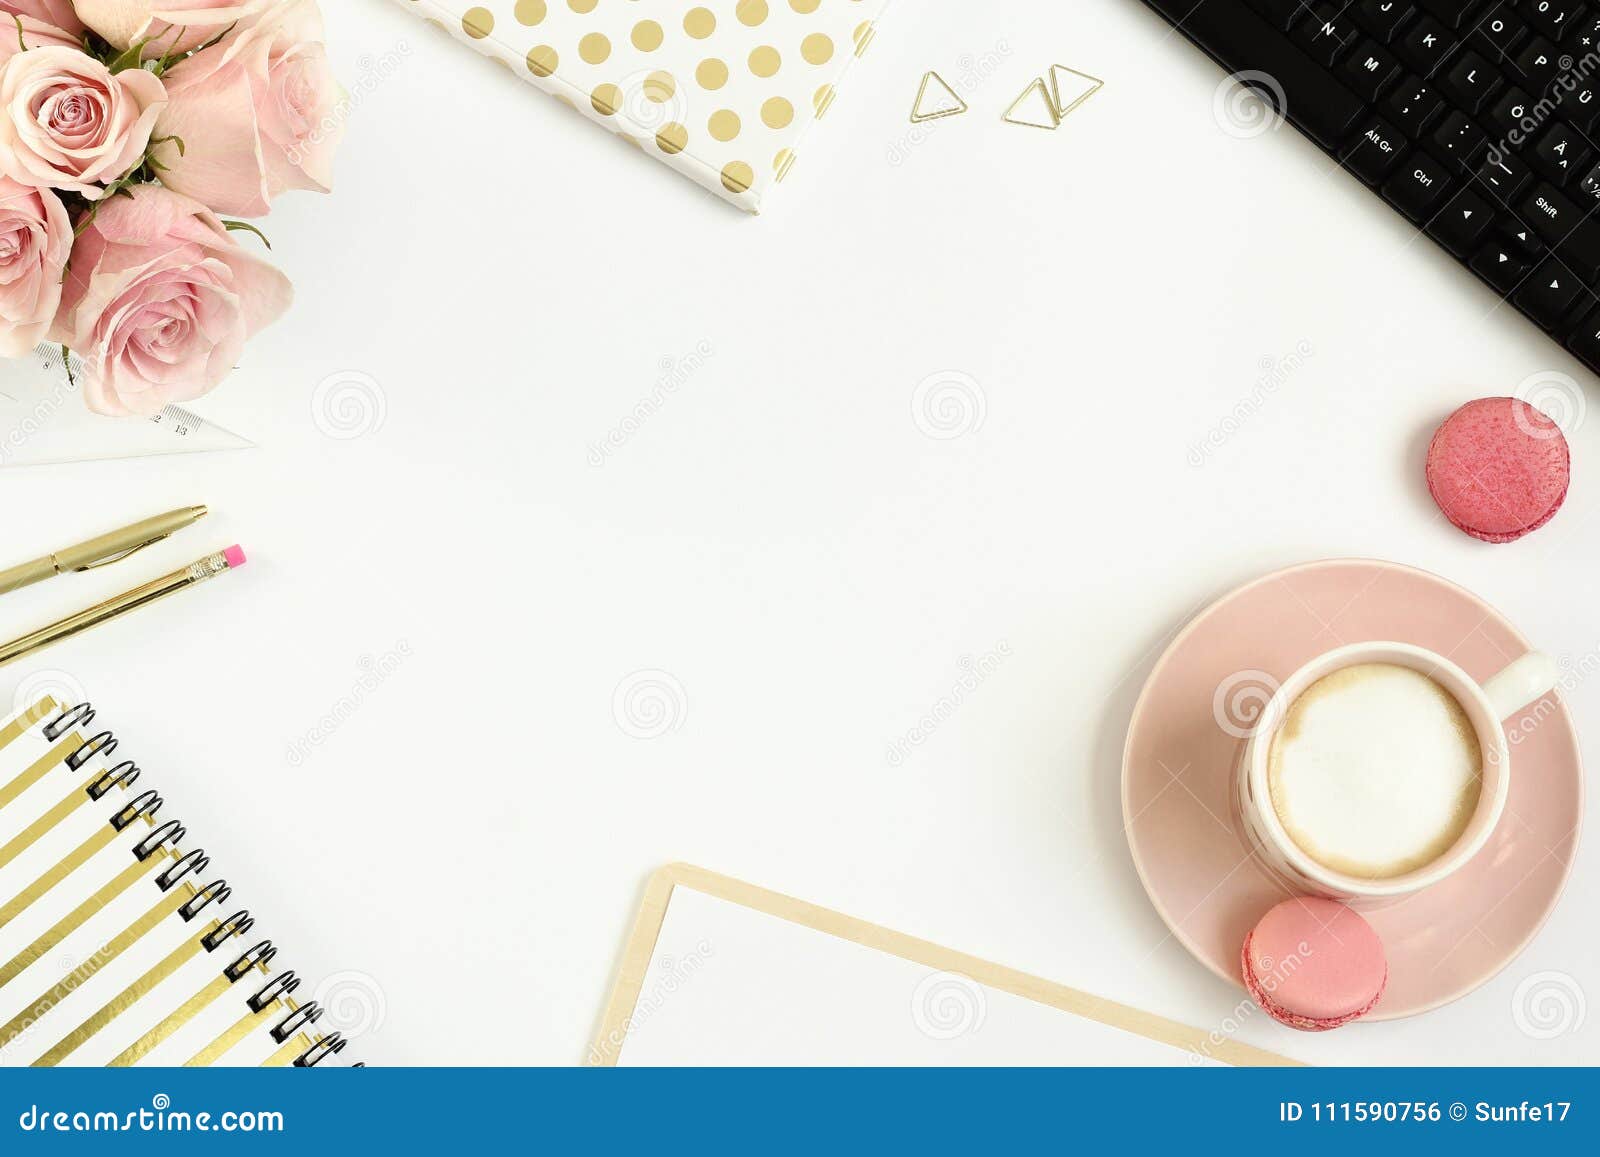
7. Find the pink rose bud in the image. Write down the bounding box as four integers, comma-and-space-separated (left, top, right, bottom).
0, 179, 70, 356
0, 46, 166, 199
72, 0, 276, 55
49, 185, 293, 416
153, 0, 341, 216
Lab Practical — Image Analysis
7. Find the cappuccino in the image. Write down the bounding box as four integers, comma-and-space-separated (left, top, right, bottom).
1267, 663, 1481, 879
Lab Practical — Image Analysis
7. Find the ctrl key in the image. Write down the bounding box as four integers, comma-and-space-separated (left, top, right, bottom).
1382, 151, 1451, 220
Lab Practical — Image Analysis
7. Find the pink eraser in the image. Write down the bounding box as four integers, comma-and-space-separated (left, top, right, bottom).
223, 545, 247, 569
1242, 897, 1386, 1032
1426, 397, 1570, 543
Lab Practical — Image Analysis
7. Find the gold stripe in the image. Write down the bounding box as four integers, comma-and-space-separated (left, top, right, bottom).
111, 973, 237, 1067
0, 823, 121, 933
0, 881, 195, 1051
0, 784, 93, 872
0, 699, 57, 755
33, 920, 221, 1067
183, 998, 285, 1068
0, 851, 172, 989
0, 734, 81, 810
261, 1032, 312, 1067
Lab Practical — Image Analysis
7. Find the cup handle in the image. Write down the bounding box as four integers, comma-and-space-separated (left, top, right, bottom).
1482, 652, 1560, 721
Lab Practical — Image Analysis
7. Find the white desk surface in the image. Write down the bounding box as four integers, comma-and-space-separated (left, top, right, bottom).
1, 1, 1594, 1065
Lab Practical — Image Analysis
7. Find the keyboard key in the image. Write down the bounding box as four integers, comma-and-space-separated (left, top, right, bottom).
1244, 0, 1312, 30
1442, 50, 1503, 109
1511, 35, 1563, 91
1514, 257, 1584, 325
1573, 14, 1600, 51
1525, 1, 1584, 40
1296, 3, 1364, 63
1532, 121, 1593, 182
1399, 15, 1461, 73
1434, 110, 1491, 164
1474, 3, 1529, 57
1477, 148, 1535, 199
1343, 38, 1405, 97
1521, 180, 1600, 275
1386, 75, 1447, 132
1428, 186, 1497, 253
1384, 150, 1455, 215
1579, 158, 1600, 197
1143, 0, 1368, 149
1557, 79, 1600, 130
1343, 116, 1410, 181
1470, 240, 1536, 289
1485, 86, 1534, 137
1564, 303, 1600, 366
1357, 0, 1418, 39
1503, 215, 1544, 251
1418, 0, 1485, 25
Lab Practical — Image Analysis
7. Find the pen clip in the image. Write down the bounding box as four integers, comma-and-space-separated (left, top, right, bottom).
69, 533, 172, 572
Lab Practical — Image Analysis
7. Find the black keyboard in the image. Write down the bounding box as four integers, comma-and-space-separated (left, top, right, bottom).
1140, 0, 1600, 372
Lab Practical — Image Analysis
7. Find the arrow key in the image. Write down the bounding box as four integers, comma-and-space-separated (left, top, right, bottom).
1427, 186, 1496, 255
1513, 258, 1585, 329
1470, 241, 1534, 293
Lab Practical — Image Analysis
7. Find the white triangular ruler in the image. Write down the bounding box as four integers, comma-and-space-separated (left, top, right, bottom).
0, 344, 252, 467
910, 71, 967, 122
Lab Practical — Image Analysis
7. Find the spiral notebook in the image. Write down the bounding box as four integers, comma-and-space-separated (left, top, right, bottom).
0, 697, 353, 1067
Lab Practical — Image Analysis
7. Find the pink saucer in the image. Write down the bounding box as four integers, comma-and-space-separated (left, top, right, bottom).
1122, 559, 1582, 1020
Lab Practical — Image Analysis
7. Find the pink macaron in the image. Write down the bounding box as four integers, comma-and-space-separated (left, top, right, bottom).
1426, 397, 1570, 543
1241, 897, 1387, 1031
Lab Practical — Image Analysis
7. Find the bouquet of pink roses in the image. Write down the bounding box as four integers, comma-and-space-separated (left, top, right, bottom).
0, 0, 339, 416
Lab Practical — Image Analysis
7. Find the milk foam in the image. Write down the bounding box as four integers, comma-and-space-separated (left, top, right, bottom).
1267, 663, 1482, 879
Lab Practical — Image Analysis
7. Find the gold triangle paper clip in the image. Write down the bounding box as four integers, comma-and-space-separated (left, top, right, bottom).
1003, 77, 1060, 130
910, 70, 968, 123
1048, 63, 1104, 121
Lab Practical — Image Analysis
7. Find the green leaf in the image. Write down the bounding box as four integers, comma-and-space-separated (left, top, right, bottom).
222, 220, 272, 249
14, 15, 26, 54
107, 37, 151, 74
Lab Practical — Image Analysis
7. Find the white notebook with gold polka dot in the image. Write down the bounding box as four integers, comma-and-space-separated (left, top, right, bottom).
399, 0, 889, 212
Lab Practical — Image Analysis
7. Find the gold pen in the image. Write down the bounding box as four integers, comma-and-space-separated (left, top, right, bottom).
0, 506, 209, 597
0, 546, 247, 669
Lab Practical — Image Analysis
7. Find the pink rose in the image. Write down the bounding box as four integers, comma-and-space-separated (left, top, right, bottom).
72, 0, 275, 55
0, 46, 166, 198
0, 2, 85, 37
0, 15, 82, 66
49, 185, 293, 416
153, 0, 340, 216
0, 178, 68, 356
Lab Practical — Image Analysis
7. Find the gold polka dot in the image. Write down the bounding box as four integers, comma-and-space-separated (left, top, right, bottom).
853, 21, 875, 55
812, 84, 835, 117
631, 20, 663, 51
801, 33, 834, 64
461, 6, 492, 38
591, 83, 622, 116
748, 45, 780, 77
696, 58, 729, 90
514, 0, 546, 25
643, 71, 675, 102
568, 0, 597, 11
656, 122, 688, 154
526, 44, 558, 76
579, 32, 610, 64
683, 7, 715, 38
735, 0, 768, 27
774, 148, 795, 180
721, 161, 754, 194
760, 97, 793, 129
789, 0, 820, 11
708, 109, 741, 141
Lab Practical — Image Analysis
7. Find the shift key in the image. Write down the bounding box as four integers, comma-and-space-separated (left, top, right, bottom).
1522, 183, 1600, 279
